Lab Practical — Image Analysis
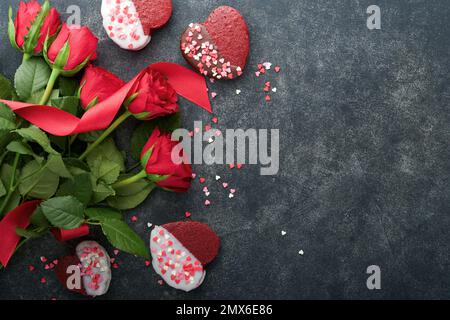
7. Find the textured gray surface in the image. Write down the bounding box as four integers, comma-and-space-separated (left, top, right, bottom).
1, 0, 450, 300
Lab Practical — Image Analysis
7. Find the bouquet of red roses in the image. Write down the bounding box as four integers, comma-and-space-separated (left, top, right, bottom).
0, 0, 210, 271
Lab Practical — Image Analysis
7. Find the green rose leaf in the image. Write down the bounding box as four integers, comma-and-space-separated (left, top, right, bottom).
0, 74, 15, 100
51, 96, 80, 116
6, 140, 43, 163
0, 179, 6, 198
47, 154, 72, 178
90, 157, 121, 185
30, 206, 50, 229
40, 196, 85, 229
0, 164, 21, 215
91, 181, 115, 204
0, 102, 16, 131
14, 57, 51, 102
100, 218, 149, 258
56, 173, 92, 206
85, 207, 122, 222
58, 76, 80, 96
108, 180, 155, 210
87, 138, 125, 172
18, 160, 59, 199
15, 126, 58, 155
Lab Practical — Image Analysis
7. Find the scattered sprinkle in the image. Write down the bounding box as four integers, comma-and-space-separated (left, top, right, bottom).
215, 175, 221, 181
281, 231, 287, 236
199, 177, 206, 184
131, 216, 138, 222
299, 250, 304, 256
204, 200, 211, 206
236, 89, 241, 95
211, 92, 217, 99
212, 117, 218, 124
185, 212, 191, 218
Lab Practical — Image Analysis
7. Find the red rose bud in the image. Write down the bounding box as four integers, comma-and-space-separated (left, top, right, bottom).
80, 65, 125, 109
141, 127, 192, 193
45, 23, 98, 75
8, 0, 61, 55
126, 68, 179, 120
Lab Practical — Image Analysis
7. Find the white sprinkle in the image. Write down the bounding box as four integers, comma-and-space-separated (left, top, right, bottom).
281, 231, 287, 236
263, 62, 272, 70
208, 137, 214, 143
147, 223, 153, 228
229, 193, 234, 199
236, 89, 241, 95
299, 250, 304, 256
272, 87, 277, 93
215, 175, 221, 181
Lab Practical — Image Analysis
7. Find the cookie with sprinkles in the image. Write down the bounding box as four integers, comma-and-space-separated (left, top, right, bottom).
180, 6, 249, 80
55, 241, 112, 297
150, 221, 220, 292
101, 0, 172, 51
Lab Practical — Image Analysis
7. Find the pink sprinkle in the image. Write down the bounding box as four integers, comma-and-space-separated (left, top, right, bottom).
212, 117, 218, 124
211, 92, 217, 99
185, 212, 192, 218
205, 200, 211, 206
230, 189, 236, 194
145, 260, 151, 267
199, 177, 206, 184
40, 256, 47, 263
131, 216, 138, 222
158, 280, 164, 285
222, 183, 229, 188
229, 164, 235, 169
204, 125, 212, 132
28, 265, 35, 272
275, 66, 281, 73
113, 249, 119, 256
41, 277, 47, 284
265, 95, 271, 102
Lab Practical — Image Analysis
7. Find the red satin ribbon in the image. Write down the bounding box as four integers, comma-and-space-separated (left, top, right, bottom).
51, 225, 90, 242
0, 200, 41, 267
0, 62, 212, 137
0, 201, 91, 268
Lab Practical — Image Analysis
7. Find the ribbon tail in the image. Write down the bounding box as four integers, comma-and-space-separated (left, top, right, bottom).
0, 200, 41, 267
150, 62, 212, 113
51, 225, 90, 242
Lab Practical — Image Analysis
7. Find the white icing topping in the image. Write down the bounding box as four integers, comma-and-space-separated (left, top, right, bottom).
76, 241, 112, 297
101, 0, 151, 51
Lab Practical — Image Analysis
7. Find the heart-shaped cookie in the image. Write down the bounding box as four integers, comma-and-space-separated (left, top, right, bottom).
101, 0, 172, 50
150, 221, 220, 292
180, 6, 250, 80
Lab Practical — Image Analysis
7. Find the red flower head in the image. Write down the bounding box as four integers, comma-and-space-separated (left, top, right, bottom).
140, 127, 192, 193
126, 68, 179, 120
45, 23, 98, 75
80, 65, 125, 109
9, 0, 61, 55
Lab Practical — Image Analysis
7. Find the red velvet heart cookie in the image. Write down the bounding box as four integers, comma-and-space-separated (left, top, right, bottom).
180, 6, 250, 80
55, 241, 112, 297
150, 221, 220, 291
102, 0, 172, 51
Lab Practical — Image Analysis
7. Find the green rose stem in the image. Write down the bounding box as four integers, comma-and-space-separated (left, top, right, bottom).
39, 68, 61, 105
0, 153, 20, 216
112, 169, 147, 189
22, 53, 31, 63
78, 110, 132, 161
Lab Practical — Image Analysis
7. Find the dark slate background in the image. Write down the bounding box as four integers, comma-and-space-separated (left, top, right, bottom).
1, 0, 450, 300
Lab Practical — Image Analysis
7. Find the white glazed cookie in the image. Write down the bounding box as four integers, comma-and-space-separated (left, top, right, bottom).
101, 0, 151, 51
150, 226, 206, 292
75, 241, 112, 297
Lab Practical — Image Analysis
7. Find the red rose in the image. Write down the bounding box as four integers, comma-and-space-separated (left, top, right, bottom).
127, 68, 179, 120
80, 65, 125, 109
11, 0, 61, 54
46, 23, 98, 73
141, 127, 192, 193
